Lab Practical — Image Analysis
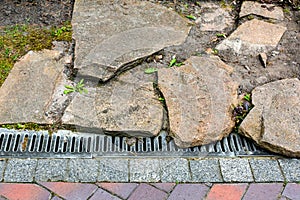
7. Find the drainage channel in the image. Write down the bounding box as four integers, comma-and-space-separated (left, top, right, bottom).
0, 128, 275, 158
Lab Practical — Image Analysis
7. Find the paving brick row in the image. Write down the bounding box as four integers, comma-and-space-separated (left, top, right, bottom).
1, 158, 300, 183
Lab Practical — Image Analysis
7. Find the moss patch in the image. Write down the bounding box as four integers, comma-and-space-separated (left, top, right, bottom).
0, 21, 72, 86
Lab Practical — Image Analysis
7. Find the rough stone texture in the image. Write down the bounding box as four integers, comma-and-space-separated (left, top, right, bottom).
195, 2, 234, 31
4, 159, 37, 182
72, 0, 191, 81
66, 159, 99, 182
0, 160, 5, 182
219, 159, 253, 182
190, 159, 223, 182
98, 159, 128, 182
243, 183, 283, 200
216, 19, 286, 55
0, 50, 65, 124
239, 78, 300, 157
62, 64, 163, 137
35, 159, 68, 182
160, 158, 191, 182
158, 56, 238, 148
168, 184, 209, 200
129, 159, 160, 182
249, 159, 284, 182
279, 159, 300, 182
240, 1, 284, 20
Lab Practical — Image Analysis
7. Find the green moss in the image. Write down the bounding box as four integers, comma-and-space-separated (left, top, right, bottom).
0, 21, 72, 87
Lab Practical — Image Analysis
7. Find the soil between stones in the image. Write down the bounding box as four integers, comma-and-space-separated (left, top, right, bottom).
0, 0, 299, 152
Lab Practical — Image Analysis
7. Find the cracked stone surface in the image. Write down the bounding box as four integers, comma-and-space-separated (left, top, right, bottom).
158, 56, 238, 148
195, 2, 235, 31
239, 78, 300, 157
62, 64, 163, 137
0, 50, 66, 125
239, 1, 284, 20
72, 0, 191, 82
216, 19, 287, 55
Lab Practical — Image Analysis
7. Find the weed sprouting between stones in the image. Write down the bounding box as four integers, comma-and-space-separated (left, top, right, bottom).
233, 93, 253, 132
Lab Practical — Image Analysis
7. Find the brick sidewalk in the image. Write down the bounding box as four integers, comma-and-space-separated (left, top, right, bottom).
0, 182, 299, 200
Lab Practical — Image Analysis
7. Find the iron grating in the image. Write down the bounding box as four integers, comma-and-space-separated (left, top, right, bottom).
0, 128, 275, 158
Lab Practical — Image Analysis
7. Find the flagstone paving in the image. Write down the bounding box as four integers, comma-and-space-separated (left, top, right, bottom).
0, 0, 300, 199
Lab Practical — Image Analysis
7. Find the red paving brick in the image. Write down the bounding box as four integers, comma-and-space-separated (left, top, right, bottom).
206, 184, 248, 200
39, 182, 97, 200
168, 184, 209, 200
0, 183, 51, 200
97, 183, 138, 199
243, 183, 283, 200
151, 183, 176, 193
128, 183, 168, 200
89, 188, 121, 200
282, 183, 300, 200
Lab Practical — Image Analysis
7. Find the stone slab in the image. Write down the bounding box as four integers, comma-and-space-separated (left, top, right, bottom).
4, 159, 37, 182
158, 56, 238, 148
72, 0, 191, 81
66, 159, 99, 182
160, 158, 191, 182
239, 78, 300, 157
196, 2, 234, 31
279, 159, 300, 182
190, 159, 223, 182
216, 19, 286, 55
98, 159, 128, 182
129, 159, 160, 182
0, 160, 5, 182
249, 159, 283, 182
219, 158, 253, 182
0, 50, 65, 124
240, 1, 284, 20
62, 64, 163, 137
35, 159, 68, 182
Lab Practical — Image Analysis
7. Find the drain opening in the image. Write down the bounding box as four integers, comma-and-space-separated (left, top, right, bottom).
0, 128, 275, 158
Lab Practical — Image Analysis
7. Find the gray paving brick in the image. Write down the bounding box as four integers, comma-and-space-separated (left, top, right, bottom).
249, 159, 284, 182
4, 159, 37, 182
90, 188, 121, 200
35, 159, 68, 182
67, 159, 99, 182
129, 159, 160, 182
190, 159, 222, 182
279, 159, 300, 182
219, 158, 253, 182
0, 160, 6, 182
98, 159, 128, 182
160, 158, 191, 182
128, 183, 167, 200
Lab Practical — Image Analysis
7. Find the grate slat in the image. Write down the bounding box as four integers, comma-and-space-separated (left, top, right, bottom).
0, 128, 275, 158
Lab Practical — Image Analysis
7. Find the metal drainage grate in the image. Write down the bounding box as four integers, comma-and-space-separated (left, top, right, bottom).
0, 128, 275, 158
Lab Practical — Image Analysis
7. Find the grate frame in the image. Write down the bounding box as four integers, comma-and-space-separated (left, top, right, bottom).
0, 128, 276, 158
